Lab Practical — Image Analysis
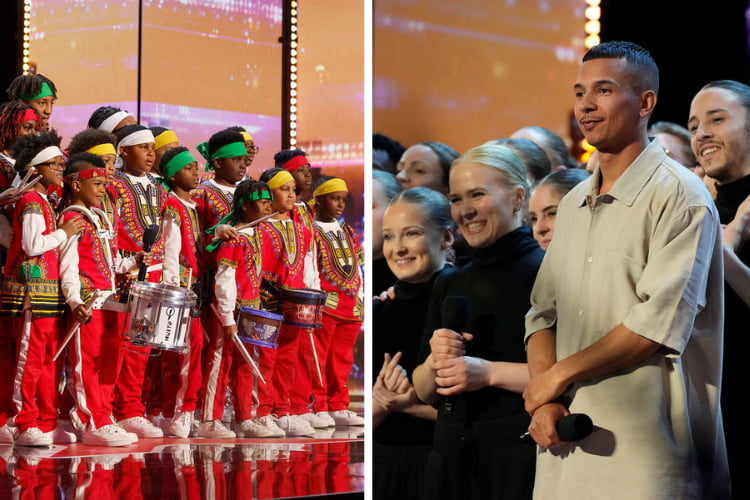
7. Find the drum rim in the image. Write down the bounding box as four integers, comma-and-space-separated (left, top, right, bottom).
238, 306, 284, 320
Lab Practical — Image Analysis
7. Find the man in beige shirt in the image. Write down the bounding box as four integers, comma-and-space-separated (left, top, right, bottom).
523, 41, 729, 499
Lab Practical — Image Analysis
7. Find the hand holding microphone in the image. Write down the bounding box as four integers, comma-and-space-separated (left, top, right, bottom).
521, 412, 593, 443
137, 224, 159, 282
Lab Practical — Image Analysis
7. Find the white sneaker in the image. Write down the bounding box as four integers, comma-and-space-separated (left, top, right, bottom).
0, 423, 17, 444
83, 425, 132, 447
109, 417, 139, 443
299, 412, 331, 429
15, 427, 52, 447
196, 420, 236, 439
234, 418, 280, 438
275, 414, 315, 437
314, 411, 336, 427
259, 415, 285, 437
118, 416, 164, 438
168, 411, 194, 439
44, 425, 77, 444
329, 409, 365, 426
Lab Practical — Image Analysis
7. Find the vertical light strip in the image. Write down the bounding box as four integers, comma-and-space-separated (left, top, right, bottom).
584, 0, 601, 49
22, 0, 32, 73
289, 0, 298, 148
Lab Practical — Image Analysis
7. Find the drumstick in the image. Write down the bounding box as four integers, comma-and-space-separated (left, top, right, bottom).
210, 303, 266, 384
17, 167, 37, 190
17, 175, 42, 195
308, 328, 324, 386
235, 212, 279, 231
53, 290, 101, 361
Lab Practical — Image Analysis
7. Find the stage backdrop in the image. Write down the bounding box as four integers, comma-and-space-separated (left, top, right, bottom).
29, 0, 365, 404
374, 0, 585, 154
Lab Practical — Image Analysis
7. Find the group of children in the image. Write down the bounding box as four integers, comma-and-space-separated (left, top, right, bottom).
0, 73, 364, 448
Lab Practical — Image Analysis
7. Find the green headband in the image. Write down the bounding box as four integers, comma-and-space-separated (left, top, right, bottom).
162, 150, 197, 186
20, 81, 54, 101
196, 141, 247, 171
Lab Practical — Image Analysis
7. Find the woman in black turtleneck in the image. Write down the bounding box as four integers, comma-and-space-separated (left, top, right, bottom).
372, 187, 455, 500
413, 144, 544, 500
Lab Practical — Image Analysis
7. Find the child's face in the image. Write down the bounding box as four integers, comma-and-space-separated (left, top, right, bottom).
242, 197, 273, 222
75, 175, 108, 208
291, 163, 312, 194
100, 154, 117, 182
316, 190, 347, 222
121, 142, 155, 175
35, 156, 65, 188
272, 181, 297, 213
171, 161, 200, 191
214, 155, 247, 184
16, 118, 38, 138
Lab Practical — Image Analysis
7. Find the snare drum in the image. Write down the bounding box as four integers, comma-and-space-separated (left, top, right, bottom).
123, 281, 197, 352
280, 288, 326, 328
237, 307, 284, 348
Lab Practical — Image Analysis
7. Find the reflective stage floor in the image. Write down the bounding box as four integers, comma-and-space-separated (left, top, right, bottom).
0, 426, 364, 499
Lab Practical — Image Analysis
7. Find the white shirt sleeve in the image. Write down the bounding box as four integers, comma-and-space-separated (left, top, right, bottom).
304, 229, 320, 289
162, 214, 181, 286
22, 212, 66, 256
59, 233, 84, 309
214, 263, 237, 327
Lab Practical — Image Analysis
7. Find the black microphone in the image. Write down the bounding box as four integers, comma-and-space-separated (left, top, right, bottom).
439, 295, 468, 416
520, 413, 593, 443
137, 224, 159, 282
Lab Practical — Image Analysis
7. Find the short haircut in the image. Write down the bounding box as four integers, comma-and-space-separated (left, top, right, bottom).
583, 40, 659, 97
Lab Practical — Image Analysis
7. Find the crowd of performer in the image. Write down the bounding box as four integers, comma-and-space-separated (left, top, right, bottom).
0, 72, 364, 448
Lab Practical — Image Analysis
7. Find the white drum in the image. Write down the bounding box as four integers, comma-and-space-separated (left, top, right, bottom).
123, 281, 196, 352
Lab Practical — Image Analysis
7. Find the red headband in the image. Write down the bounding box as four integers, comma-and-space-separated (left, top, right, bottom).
64, 168, 108, 183
78, 168, 108, 180
282, 155, 309, 172
17, 108, 39, 124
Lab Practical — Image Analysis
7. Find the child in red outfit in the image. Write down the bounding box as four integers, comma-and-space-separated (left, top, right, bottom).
198, 179, 280, 439
0, 131, 84, 446
295, 176, 364, 427
59, 152, 148, 447
160, 147, 205, 438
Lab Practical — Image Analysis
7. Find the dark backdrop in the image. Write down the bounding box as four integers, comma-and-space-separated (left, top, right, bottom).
600, 0, 750, 126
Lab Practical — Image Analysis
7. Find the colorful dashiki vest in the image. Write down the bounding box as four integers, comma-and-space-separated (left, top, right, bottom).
257, 218, 313, 290
0, 191, 64, 316
111, 171, 167, 261
215, 230, 262, 310
315, 220, 363, 320
61, 205, 117, 302
192, 180, 234, 270
164, 193, 205, 289
291, 201, 315, 234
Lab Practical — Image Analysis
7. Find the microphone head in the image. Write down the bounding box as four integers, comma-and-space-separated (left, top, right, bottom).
142, 224, 160, 251
556, 413, 593, 442
442, 295, 468, 332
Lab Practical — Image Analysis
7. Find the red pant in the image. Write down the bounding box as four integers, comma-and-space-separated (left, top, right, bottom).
0, 315, 15, 427
311, 315, 362, 412
68, 309, 124, 430
271, 323, 303, 416
12, 313, 63, 432
159, 317, 204, 418
201, 311, 265, 421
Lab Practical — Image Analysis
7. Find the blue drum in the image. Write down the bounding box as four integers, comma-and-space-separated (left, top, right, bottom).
237, 307, 284, 348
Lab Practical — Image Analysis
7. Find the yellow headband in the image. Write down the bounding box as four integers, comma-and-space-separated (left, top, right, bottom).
267, 170, 295, 190
154, 130, 179, 150
240, 131, 253, 142
313, 178, 348, 199
86, 143, 117, 157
